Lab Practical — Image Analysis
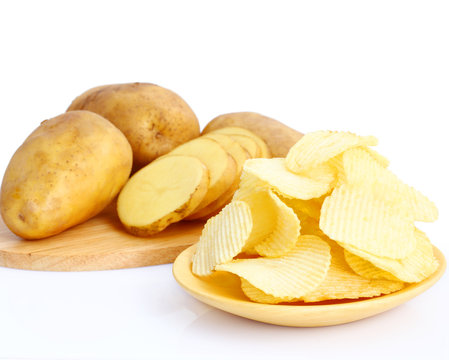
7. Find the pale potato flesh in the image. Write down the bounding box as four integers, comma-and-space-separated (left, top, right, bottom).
168, 137, 237, 210
202, 112, 303, 157
209, 127, 271, 158
202, 133, 250, 173
117, 155, 209, 236
186, 133, 250, 220
222, 134, 260, 158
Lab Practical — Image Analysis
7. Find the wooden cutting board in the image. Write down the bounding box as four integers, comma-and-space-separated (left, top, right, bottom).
0, 206, 204, 272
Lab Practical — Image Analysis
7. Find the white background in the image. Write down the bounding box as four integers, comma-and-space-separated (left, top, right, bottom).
0, 1, 448, 359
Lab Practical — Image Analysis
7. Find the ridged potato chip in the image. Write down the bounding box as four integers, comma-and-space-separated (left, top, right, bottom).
320, 184, 416, 259
301, 241, 405, 302
281, 194, 326, 221
238, 189, 300, 257
240, 278, 298, 304
343, 250, 400, 281
252, 190, 301, 257
233, 171, 269, 202
341, 148, 438, 222
363, 147, 390, 168
239, 190, 277, 253
285, 130, 378, 173
340, 228, 438, 283
216, 236, 331, 298
192, 201, 252, 276
243, 158, 335, 200
299, 216, 328, 239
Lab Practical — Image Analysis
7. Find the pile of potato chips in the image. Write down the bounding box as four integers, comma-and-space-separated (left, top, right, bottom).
191, 131, 439, 303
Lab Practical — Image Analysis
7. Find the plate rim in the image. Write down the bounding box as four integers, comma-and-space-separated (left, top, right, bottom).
173, 244, 446, 325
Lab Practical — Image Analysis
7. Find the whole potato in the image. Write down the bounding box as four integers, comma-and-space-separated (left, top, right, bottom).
202, 112, 303, 157
0, 110, 133, 239
67, 83, 200, 169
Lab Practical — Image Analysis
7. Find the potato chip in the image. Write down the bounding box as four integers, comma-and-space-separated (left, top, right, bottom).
329, 147, 385, 187
216, 236, 331, 298
285, 130, 378, 173
192, 201, 252, 276
343, 250, 400, 281
243, 158, 335, 200
299, 216, 328, 239
232, 171, 269, 202
301, 241, 405, 302
320, 184, 416, 259
281, 194, 326, 221
252, 190, 301, 257
192, 128, 438, 304
239, 190, 277, 253
340, 228, 438, 282
363, 147, 390, 168
341, 148, 438, 222
240, 278, 298, 304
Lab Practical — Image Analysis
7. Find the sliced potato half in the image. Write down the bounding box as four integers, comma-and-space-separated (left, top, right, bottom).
186, 133, 250, 220
117, 155, 209, 236
169, 137, 237, 210
209, 127, 271, 158
208, 131, 260, 158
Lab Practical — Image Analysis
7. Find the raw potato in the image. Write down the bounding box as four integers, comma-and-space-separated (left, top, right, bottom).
208, 127, 271, 158
223, 134, 261, 158
117, 155, 209, 236
168, 137, 237, 211
0, 111, 133, 239
202, 133, 251, 172
202, 112, 303, 157
67, 82, 200, 169
185, 133, 250, 220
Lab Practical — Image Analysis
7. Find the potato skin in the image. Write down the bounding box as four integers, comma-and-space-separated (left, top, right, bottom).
0, 111, 133, 239
67, 83, 200, 169
202, 112, 303, 157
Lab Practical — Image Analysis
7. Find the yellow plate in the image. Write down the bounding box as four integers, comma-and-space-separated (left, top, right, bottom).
173, 244, 446, 327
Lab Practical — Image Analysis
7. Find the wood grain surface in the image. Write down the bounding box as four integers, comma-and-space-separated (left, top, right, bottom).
0, 206, 204, 272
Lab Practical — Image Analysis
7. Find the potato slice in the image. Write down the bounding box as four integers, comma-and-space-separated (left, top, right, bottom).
169, 137, 237, 210
209, 127, 271, 158
117, 155, 209, 236
186, 133, 250, 220
202, 112, 303, 157
189, 185, 237, 220
211, 132, 260, 158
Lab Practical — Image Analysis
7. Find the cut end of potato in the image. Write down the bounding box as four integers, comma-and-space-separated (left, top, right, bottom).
169, 137, 237, 211
208, 127, 271, 158
117, 155, 209, 236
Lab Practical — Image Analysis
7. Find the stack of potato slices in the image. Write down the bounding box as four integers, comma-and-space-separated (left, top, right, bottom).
117, 127, 270, 236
